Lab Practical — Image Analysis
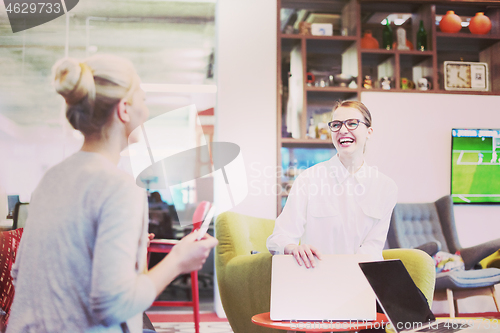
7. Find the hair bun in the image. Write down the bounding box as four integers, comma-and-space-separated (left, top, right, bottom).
52, 58, 94, 105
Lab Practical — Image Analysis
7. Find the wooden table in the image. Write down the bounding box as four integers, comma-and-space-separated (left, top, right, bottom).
252, 312, 389, 332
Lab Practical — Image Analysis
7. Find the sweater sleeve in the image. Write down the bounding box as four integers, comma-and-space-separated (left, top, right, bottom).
89, 178, 156, 327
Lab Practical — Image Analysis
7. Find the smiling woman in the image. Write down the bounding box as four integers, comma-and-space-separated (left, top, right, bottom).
267, 100, 398, 268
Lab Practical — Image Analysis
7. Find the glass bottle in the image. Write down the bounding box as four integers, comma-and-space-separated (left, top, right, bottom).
416, 20, 427, 51
382, 19, 393, 50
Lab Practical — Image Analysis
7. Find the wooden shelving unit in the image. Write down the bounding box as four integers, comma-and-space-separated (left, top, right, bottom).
276, 0, 500, 212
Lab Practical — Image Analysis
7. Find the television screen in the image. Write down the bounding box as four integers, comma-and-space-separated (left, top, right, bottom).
451, 129, 500, 204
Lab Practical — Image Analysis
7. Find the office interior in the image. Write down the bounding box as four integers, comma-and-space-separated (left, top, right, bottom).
1, 0, 500, 327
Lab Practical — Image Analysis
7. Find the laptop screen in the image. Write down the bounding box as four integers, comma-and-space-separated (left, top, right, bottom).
359, 260, 435, 331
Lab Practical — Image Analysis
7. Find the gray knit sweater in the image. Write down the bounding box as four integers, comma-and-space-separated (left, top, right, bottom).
7, 151, 156, 333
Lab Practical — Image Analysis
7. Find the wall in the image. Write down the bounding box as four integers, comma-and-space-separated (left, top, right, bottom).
215, 1, 277, 219
214, 0, 277, 317
0, 125, 82, 220
362, 91, 500, 313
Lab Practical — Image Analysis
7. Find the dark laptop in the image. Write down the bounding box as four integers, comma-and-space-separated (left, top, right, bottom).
359, 260, 486, 333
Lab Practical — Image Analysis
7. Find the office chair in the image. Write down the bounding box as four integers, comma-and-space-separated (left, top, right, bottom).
12, 202, 29, 229
0, 229, 24, 329
147, 201, 212, 333
388, 195, 500, 317
215, 211, 436, 333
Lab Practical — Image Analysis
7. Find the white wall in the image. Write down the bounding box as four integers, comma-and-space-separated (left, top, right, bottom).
362, 91, 500, 313
214, 0, 277, 317
0, 125, 82, 220
215, 0, 277, 218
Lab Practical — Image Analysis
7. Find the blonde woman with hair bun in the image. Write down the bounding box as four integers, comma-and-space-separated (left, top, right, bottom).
7, 54, 218, 333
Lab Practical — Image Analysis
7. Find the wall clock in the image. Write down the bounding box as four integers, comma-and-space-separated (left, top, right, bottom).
444, 61, 488, 91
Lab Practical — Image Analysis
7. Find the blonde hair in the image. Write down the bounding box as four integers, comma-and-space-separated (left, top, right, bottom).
52, 54, 140, 136
332, 100, 372, 127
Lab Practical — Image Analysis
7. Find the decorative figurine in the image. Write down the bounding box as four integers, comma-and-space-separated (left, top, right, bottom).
396, 28, 410, 50
381, 77, 392, 90
363, 75, 373, 89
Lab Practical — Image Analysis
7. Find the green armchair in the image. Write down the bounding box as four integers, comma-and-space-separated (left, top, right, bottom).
215, 211, 436, 333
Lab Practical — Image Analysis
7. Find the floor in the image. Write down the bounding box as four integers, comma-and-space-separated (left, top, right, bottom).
147, 299, 234, 333
153, 322, 233, 333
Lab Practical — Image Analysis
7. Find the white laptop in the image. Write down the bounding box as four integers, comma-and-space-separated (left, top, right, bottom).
270, 254, 376, 321
359, 260, 492, 332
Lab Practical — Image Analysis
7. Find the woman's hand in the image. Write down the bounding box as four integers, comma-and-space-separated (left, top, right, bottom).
284, 244, 322, 268
147, 232, 218, 296
169, 232, 219, 274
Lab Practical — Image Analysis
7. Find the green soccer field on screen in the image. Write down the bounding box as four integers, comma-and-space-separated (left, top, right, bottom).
451, 129, 500, 204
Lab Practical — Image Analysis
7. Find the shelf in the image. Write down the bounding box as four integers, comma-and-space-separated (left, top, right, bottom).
280, 34, 303, 39
306, 37, 357, 54
360, 49, 394, 54
400, 52, 433, 67
433, 90, 500, 96
435, 32, 500, 40
359, 88, 500, 96
361, 49, 433, 55
361, 1, 424, 15
307, 89, 358, 102
306, 86, 357, 92
434, 4, 497, 17
280, 34, 358, 41
281, 0, 351, 12
362, 88, 439, 93
361, 50, 395, 66
436, 32, 500, 52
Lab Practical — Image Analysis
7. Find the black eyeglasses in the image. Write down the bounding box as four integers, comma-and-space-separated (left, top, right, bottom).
328, 119, 369, 132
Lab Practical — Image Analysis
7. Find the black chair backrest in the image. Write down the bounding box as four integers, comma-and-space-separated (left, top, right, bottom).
12, 202, 29, 229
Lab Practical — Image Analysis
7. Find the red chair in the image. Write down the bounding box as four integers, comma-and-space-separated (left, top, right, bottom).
0, 228, 24, 331
147, 201, 211, 333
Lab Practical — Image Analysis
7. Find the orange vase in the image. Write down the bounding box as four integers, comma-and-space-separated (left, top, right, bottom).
439, 11, 462, 33
469, 12, 491, 35
361, 31, 379, 49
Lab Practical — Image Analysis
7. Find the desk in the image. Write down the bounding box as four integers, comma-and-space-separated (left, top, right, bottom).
252, 312, 389, 332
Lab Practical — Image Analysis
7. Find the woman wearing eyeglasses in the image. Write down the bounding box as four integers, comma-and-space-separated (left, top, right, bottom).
267, 100, 397, 268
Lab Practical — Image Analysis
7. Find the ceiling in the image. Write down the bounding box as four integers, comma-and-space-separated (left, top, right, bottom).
0, 0, 216, 131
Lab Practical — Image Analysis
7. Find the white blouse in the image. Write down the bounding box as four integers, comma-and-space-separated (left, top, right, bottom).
267, 154, 398, 261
